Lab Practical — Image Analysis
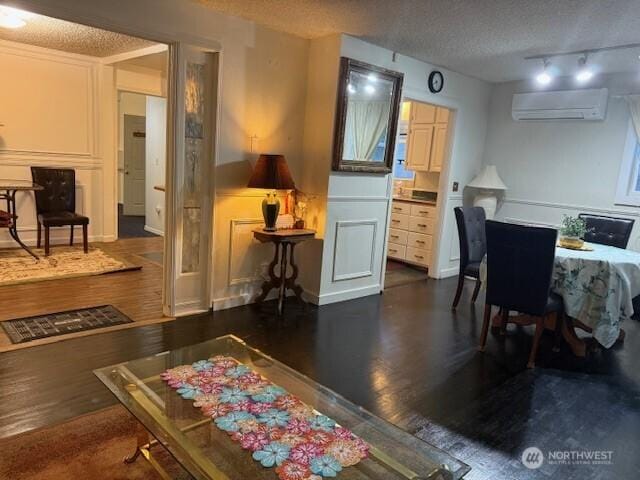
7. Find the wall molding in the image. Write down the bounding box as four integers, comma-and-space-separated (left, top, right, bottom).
216, 189, 288, 199
435, 266, 459, 279
228, 218, 264, 287
0, 157, 104, 169
144, 225, 164, 236
305, 284, 381, 306
0, 42, 99, 159
332, 219, 377, 282
503, 197, 640, 218
327, 195, 389, 202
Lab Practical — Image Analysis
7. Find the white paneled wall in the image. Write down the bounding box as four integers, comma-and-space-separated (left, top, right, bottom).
0, 40, 116, 247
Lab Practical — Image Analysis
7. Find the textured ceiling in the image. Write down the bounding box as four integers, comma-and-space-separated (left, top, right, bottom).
0, 8, 156, 57
194, 0, 640, 83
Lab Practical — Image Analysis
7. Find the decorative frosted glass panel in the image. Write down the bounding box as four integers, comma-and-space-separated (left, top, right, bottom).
181, 62, 205, 273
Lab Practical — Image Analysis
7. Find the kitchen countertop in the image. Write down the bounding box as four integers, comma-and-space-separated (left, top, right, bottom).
392, 196, 437, 206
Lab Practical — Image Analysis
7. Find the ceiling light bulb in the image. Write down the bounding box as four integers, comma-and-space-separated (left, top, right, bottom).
575, 56, 593, 83
535, 59, 552, 86
0, 13, 26, 28
347, 83, 356, 94
367, 73, 377, 82
536, 71, 552, 86
576, 69, 593, 83
364, 84, 376, 94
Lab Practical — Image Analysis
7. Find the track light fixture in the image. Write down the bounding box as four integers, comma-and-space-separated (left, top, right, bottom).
575, 55, 594, 83
536, 59, 552, 86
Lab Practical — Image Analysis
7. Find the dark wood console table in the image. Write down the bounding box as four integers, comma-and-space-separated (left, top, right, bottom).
0, 179, 43, 260
253, 228, 315, 315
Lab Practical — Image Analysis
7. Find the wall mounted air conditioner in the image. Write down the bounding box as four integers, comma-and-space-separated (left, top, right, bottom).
512, 88, 608, 121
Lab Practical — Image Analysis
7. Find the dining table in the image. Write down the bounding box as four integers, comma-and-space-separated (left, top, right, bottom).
481, 241, 640, 355
0, 179, 43, 259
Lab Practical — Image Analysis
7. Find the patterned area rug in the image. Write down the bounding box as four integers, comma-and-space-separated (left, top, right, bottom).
1, 305, 134, 344
0, 405, 191, 480
0, 247, 141, 287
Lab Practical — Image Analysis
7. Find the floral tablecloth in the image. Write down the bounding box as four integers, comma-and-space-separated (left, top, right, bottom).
161, 355, 369, 479
480, 242, 640, 348
552, 243, 640, 348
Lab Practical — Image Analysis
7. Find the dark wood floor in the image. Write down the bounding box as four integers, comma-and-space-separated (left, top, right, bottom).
0, 277, 638, 479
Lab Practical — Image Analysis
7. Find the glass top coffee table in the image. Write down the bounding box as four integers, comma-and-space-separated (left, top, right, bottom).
95, 334, 469, 480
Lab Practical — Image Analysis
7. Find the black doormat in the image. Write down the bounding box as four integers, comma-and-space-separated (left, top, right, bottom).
1, 305, 133, 344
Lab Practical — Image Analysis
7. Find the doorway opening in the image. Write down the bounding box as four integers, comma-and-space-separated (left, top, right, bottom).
384, 99, 455, 289
0, 6, 172, 349
113, 50, 169, 240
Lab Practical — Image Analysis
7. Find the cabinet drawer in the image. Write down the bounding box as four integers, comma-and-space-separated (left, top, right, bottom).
387, 243, 406, 260
410, 204, 436, 218
388, 228, 408, 245
406, 247, 429, 267
391, 202, 411, 215
409, 216, 434, 234
390, 213, 409, 230
408, 232, 432, 250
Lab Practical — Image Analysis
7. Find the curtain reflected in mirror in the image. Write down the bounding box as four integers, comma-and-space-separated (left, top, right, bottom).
333, 57, 403, 173
342, 70, 393, 162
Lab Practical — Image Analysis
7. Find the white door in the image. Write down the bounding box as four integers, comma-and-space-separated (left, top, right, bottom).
164, 44, 218, 316
123, 115, 146, 215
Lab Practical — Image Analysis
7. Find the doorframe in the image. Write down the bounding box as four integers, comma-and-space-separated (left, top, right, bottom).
163, 47, 221, 316
114, 89, 165, 241
381, 90, 459, 289
15, 1, 224, 317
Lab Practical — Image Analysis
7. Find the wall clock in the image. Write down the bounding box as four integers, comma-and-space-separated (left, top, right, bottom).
428, 70, 444, 93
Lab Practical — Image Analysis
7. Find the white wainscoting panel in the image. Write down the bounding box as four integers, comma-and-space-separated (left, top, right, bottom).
332, 220, 377, 282
0, 41, 96, 158
228, 218, 270, 286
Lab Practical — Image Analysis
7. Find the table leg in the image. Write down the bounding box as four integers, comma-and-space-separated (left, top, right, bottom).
255, 243, 281, 304
285, 242, 306, 304
124, 421, 150, 464
277, 243, 288, 316
6, 190, 39, 260
561, 316, 586, 357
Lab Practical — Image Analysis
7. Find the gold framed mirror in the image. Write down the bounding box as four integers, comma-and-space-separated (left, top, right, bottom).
332, 57, 404, 174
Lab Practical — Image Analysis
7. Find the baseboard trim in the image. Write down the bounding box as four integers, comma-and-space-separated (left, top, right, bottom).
0, 233, 107, 248
435, 266, 459, 279
174, 300, 209, 317
212, 289, 283, 311
144, 225, 164, 236
307, 284, 381, 306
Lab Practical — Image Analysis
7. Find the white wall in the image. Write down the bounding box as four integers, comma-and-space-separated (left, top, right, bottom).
10, 0, 491, 308
8, 0, 311, 309
304, 35, 492, 304
482, 73, 640, 250
118, 91, 146, 204
145, 96, 166, 235
0, 39, 116, 246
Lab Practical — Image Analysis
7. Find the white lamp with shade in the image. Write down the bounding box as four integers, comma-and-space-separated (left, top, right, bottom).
467, 165, 507, 219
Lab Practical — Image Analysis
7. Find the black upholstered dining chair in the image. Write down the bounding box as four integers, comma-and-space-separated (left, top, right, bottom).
479, 220, 563, 368
31, 167, 89, 256
452, 206, 486, 309
578, 213, 634, 249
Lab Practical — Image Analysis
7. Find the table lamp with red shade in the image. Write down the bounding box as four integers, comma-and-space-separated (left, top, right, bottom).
247, 154, 295, 232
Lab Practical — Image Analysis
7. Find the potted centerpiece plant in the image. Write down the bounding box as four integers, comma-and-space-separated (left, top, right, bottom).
558, 215, 587, 249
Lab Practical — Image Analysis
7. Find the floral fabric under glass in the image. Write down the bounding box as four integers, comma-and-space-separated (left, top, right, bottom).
161, 355, 370, 479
